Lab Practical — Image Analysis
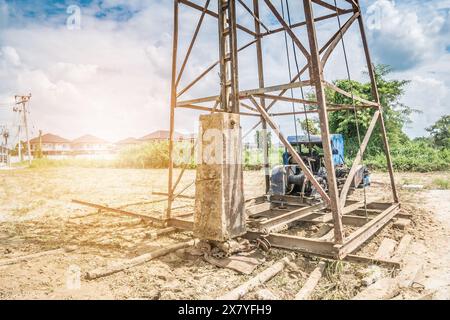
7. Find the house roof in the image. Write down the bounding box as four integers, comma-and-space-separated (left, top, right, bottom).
183, 133, 197, 140
139, 130, 184, 141
30, 133, 70, 144
116, 137, 140, 145
71, 135, 109, 144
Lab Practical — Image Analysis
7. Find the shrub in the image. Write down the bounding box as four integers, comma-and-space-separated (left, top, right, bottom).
363, 140, 450, 172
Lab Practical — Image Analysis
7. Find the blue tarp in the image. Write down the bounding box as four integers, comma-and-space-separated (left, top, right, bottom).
285, 134, 345, 166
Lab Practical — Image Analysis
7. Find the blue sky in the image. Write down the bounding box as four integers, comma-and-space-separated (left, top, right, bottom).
0, 0, 449, 144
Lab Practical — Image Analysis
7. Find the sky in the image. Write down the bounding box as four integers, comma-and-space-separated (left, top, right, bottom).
0, 0, 449, 146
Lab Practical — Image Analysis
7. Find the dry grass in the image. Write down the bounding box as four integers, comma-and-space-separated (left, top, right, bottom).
1, 167, 448, 300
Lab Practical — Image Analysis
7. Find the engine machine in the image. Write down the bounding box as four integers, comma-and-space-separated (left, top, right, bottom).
270, 134, 370, 199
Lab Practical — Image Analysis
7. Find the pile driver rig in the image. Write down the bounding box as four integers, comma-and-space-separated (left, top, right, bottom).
165, 0, 400, 259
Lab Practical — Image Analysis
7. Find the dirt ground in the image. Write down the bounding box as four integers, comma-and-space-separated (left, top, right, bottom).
0, 167, 448, 300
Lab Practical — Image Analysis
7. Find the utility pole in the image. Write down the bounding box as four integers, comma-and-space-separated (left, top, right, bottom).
15, 94, 32, 165
1, 126, 10, 166
38, 129, 43, 159
18, 124, 22, 162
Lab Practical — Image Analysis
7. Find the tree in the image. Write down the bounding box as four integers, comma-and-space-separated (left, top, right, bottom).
298, 118, 320, 135
426, 115, 450, 149
325, 65, 416, 158
255, 130, 272, 149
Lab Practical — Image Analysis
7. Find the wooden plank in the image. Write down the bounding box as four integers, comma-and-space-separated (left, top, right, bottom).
391, 235, 413, 261
374, 238, 397, 260
352, 239, 419, 300
85, 240, 196, 280
353, 277, 397, 300
294, 261, 326, 300
256, 289, 280, 300
216, 254, 295, 300
353, 246, 423, 300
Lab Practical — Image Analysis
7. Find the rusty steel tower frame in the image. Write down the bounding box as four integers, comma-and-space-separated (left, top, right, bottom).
166, 0, 400, 258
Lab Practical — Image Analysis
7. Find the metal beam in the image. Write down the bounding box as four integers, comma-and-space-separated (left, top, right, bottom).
320, 12, 360, 67
311, 0, 346, 14
339, 110, 380, 207
324, 81, 379, 107
304, 0, 344, 244
263, 0, 310, 60
261, 9, 353, 37
337, 203, 400, 258
178, 0, 257, 37
72, 199, 162, 223
356, 3, 399, 203
177, 40, 257, 98
176, 0, 211, 87
177, 80, 311, 106
167, 0, 179, 220
253, 0, 270, 194
245, 232, 338, 257
254, 203, 325, 233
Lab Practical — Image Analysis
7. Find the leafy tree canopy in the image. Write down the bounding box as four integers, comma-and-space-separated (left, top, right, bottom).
325, 65, 416, 158
426, 115, 450, 149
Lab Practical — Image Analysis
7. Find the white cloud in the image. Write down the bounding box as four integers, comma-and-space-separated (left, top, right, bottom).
0, 0, 448, 143
393, 53, 450, 137
0, 46, 21, 67
365, 0, 449, 71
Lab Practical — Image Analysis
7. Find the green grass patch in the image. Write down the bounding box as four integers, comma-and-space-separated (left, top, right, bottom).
364, 140, 450, 173
431, 178, 450, 190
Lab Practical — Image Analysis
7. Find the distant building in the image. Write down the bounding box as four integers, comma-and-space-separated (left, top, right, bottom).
71, 135, 112, 155
139, 130, 184, 142
0, 145, 10, 166
30, 133, 71, 156
183, 133, 197, 144
115, 137, 141, 150
139, 130, 194, 143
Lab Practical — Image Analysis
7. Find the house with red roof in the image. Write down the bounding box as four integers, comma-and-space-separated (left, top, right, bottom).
139, 130, 186, 142
71, 135, 112, 155
115, 137, 141, 150
29, 133, 71, 156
